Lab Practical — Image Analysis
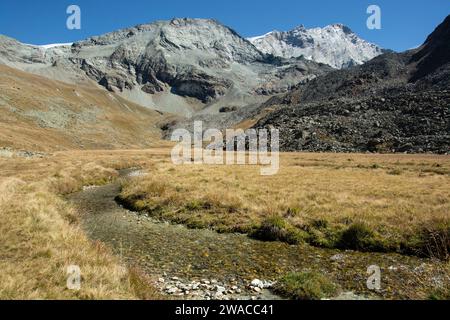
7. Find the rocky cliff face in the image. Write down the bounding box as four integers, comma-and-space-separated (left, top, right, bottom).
0, 18, 331, 117
253, 16, 450, 154
248, 24, 384, 69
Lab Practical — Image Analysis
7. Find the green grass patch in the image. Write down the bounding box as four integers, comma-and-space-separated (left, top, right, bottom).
273, 271, 340, 300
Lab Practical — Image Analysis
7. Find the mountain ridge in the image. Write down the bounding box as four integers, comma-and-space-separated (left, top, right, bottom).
0, 18, 331, 117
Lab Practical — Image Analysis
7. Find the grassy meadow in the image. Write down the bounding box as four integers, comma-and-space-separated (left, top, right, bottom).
0, 148, 449, 299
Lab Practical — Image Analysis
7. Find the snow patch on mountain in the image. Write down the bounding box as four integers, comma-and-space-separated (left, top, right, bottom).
39, 43, 73, 49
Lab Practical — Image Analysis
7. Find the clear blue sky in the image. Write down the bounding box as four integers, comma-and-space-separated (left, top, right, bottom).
0, 0, 448, 51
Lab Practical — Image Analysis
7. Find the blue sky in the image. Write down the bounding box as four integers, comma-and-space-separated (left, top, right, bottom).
0, 0, 448, 51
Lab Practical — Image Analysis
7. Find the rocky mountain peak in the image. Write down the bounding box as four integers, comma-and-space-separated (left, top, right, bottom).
329, 23, 354, 34
292, 24, 306, 31
248, 23, 384, 69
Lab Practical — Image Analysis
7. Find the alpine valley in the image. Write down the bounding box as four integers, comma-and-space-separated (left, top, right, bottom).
2, 16, 448, 153
1, 13, 449, 302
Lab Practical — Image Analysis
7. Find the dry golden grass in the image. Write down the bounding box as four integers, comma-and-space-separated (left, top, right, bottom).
118, 152, 450, 257
0, 177, 136, 299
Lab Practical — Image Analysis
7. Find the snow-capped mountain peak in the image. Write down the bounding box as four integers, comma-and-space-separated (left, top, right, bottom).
248, 24, 384, 69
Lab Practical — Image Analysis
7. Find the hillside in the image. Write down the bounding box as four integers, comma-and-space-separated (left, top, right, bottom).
0, 64, 167, 152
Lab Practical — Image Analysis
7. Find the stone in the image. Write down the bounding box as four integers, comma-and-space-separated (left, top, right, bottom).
166, 287, 178, 294
216, 286, 226, 293
213, 292, 224, 300
250, 279, 264, 288
331, 254, 345, 262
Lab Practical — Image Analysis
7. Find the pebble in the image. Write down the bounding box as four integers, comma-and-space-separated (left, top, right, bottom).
251, 279, 264, 288
216, 286, 226, 293
388, 266, 398, 271
166, 287, 178, 294
250, 279, 274, 289
331, 254, 345, 262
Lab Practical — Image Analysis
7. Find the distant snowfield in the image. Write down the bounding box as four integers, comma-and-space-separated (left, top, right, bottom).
247, 31, 275, 42
38, 43, 73, 49
23, 42, 73, 50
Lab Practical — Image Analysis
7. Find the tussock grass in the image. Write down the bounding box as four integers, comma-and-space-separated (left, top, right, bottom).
406, 220, 450, 261
250, 216, 307, 244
